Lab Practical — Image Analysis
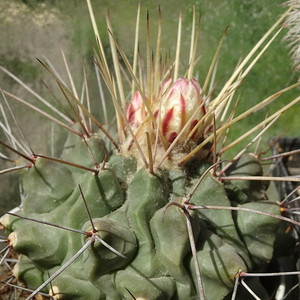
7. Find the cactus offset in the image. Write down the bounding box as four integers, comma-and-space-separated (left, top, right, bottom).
1, 2, 300, 300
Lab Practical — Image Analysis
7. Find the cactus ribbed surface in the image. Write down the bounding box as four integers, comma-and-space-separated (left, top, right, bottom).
1, 129, 282, 300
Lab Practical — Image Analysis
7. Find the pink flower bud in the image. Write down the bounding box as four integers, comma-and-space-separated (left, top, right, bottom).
159, 77, 205, 144
126, 91, 144, 126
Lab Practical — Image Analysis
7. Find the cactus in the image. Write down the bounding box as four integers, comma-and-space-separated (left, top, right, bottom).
1, 2, 300, 300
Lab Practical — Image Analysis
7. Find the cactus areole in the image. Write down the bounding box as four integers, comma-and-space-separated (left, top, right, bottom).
0, 3, 293, 300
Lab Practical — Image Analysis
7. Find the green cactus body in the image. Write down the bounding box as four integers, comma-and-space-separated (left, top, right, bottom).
13, 255, 47, 292
21, 157, 75, 214
0, 3, 296, 300
235, 201, 281, 266
190, 170, 253, 269
50, 274, 103, 300
82, 218, 137, 281
189, 230, 248, 300
126, 167, 169, 277
8, 221, 67, 270
224, 153, 268, 204
0, 131, 283, 300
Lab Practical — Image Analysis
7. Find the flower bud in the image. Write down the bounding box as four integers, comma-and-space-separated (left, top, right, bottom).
159, 77, 205, 144
126, 91, 144, 126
